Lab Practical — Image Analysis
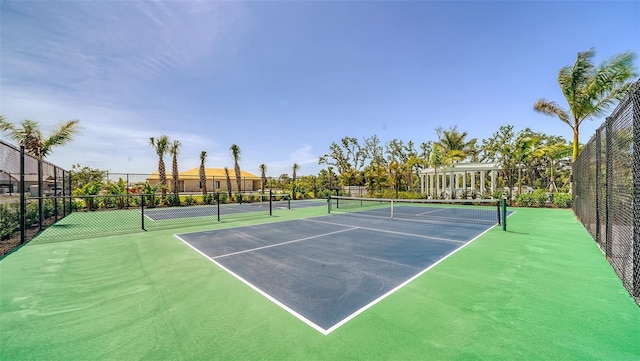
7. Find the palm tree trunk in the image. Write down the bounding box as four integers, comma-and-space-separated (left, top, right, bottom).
572, 127, 580, 162
234, 164, 241, 194
159, 160, 167, 200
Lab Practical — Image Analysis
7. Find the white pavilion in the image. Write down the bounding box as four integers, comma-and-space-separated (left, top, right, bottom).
420, 162, 502, 199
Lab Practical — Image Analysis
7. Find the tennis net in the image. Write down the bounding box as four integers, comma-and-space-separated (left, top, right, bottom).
329, 196, 503, 226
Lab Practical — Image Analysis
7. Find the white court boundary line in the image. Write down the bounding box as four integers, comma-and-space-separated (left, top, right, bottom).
300, 217, 467, 244
211, 227, 357, 259
175, 218, 500, 335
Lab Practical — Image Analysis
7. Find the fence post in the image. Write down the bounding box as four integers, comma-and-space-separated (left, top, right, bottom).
54, 166, 59, 221
68, 171, 73, 215
594, 128, 601, 245
605, 117, 613, 258
632, 84, 640, 298
37, 157, 43, 229
19, 146, 26, 245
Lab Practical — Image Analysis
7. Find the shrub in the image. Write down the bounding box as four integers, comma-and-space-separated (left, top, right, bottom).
130, 196, 142, 207
515, 193, 535, 207
203, 193, 215, 205
531, 189, 548, 207
553, 193, 572, 208
0, 203, 19, 240
184, 195, 195, 206
166, 194, 181, 207
72, 198, 84, 211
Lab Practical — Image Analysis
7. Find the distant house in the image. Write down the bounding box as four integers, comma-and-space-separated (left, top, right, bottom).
146, 168, 262, 193
0, 171, 59, 195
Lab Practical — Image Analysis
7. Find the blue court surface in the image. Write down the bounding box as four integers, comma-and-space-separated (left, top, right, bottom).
176, 213, 496, 334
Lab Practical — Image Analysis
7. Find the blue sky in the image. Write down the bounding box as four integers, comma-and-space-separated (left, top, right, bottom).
1, 1, 639, 177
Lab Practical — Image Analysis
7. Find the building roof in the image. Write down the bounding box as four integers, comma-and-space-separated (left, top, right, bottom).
420, 162, 501, 175
147, 168, 260, 180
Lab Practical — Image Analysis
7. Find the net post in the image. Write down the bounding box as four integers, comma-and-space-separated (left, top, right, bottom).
328, 194, 332, 214
269, 190, 273, 216
287, 193, 291, 210
217, 192, 221, 221
501, 197, 507, 231
497, 200, 501, 225
390, 200, 394, 220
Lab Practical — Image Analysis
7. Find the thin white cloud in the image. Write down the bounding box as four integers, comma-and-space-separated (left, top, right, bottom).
2, 1, 248, 100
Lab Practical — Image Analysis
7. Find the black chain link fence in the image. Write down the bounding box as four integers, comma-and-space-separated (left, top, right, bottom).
573, 79, 640, 304
0, 140, 71, 256
24, 192, 291, 245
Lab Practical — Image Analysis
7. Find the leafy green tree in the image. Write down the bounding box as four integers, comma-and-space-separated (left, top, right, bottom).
385, 139, 418, 193
534, 48, 637, 161
71, 164, 107, 191
481, 126, 537, 200
362, 136, 387, 195
149, 136, 169, 200
534, 140, 572, 192
319, 137, 368, 187
0, 117, 80, 158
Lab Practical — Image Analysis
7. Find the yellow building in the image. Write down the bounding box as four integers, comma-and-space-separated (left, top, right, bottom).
147, 168, 262, 193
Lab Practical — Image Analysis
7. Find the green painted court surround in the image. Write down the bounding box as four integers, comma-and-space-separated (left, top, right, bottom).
1, 206, 639, 360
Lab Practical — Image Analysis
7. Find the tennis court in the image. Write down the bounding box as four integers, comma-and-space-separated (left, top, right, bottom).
177, 209, 497, 334
2, 202, 639, 360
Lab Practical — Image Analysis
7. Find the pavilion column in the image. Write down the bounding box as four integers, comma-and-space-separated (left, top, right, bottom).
470, 171, 475, 194
463, 172, 467, 196
480, 171, 486, 194
491, 170, 497, 193
449, 171, 454, 199
435, 173, 440, 198
429, 174, 434, 197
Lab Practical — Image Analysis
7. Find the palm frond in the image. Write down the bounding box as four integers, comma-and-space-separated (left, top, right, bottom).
42, 120, 80, 157
533, 99, 572, 126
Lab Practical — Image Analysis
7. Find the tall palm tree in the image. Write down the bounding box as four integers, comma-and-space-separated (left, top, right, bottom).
224, 167, 232, 198
149, 135, 170, 199
0, 118, 80, 158
199, 151, 208, 195
292, 163, 299, 200
259, 163, 267, 194
434, 126, 478, 163
534, 48, 637, 161
230, 144, 242, 194
169, 140, 181, 197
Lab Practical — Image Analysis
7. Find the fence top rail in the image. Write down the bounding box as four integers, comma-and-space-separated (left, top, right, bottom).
0, 140, 68, 172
